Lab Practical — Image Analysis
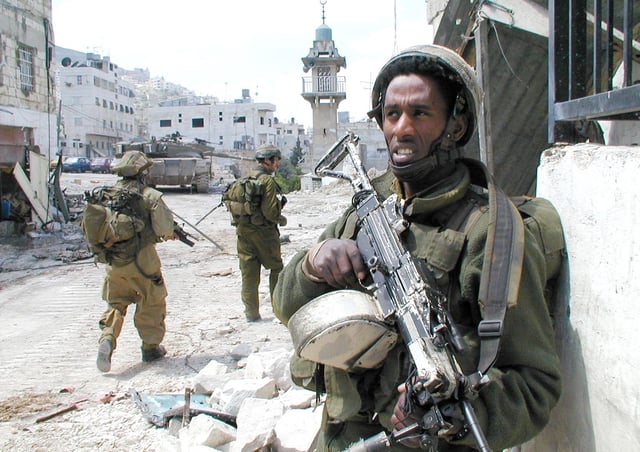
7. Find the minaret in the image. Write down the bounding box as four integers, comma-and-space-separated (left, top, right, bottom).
301, 0, 346, 172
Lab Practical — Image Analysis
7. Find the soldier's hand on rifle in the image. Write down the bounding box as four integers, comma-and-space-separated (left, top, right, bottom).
390, 383, 428, 448
390, 381, 467, 449
301, 238, 368, 288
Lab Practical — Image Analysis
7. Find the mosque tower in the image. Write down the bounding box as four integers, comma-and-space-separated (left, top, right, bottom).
301, 1, 346, 171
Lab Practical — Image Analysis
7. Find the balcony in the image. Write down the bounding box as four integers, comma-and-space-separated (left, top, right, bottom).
301, 76, 346, 98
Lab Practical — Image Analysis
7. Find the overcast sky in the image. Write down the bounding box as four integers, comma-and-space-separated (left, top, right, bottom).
51, 0, 433, 128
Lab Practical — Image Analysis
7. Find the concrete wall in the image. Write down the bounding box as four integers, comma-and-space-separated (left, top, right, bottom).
522, 143, 640, 451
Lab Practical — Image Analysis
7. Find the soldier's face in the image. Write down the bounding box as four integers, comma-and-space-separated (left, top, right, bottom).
382, 74, 450, 166
265, 156, 280, 173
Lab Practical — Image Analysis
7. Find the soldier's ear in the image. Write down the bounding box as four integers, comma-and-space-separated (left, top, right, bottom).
449, 114, 468, 143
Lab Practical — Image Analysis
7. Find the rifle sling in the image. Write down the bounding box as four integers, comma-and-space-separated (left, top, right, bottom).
460, 159, 525, 377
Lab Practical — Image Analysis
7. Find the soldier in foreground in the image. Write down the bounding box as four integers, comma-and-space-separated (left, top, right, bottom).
84, 151, 176, 372
273, 45, 563, 451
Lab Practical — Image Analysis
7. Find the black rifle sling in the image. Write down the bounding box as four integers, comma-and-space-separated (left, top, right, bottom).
460, 159, 525, 377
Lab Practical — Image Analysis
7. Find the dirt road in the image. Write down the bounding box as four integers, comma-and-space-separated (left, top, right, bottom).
0, 172, 351, 450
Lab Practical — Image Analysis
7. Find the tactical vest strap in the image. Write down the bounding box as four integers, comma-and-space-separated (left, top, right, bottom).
459, 159, 525, 377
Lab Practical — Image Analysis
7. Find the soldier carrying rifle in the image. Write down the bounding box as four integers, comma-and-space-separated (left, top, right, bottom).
273, 45, 564, 451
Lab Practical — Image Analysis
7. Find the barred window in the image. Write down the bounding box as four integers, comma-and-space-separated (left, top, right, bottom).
18, 45, 34, 93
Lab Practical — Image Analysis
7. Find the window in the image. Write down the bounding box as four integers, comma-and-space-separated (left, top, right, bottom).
192, 118, 204, 128
260, 117, 265, 125
95, 97, 100, 106
233, 116, 246, 123
18, 45, 34, 93
77, 75, 83, 85
219, 112, 223, 122
160, 119, 172, 128
109, 101, 114, 110
102, 99, 107, 108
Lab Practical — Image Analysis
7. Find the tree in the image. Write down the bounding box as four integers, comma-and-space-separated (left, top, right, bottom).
289, 138, 305, 168
276, 157, 301, 193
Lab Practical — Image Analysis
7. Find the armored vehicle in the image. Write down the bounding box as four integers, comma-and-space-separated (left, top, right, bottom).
114, 137, 212, 193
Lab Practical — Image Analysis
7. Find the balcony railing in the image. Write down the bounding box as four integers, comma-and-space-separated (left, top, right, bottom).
549, 0, 640, 142
301, 76, 346, 96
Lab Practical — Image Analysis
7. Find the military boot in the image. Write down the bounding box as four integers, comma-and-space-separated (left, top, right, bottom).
97, 338, 113, 372
141, 344, 167, 362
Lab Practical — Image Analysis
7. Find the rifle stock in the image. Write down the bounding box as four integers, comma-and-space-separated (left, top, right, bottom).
316, 132, 491, 452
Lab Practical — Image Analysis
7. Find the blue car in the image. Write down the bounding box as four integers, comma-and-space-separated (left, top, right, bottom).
62, 157, 91, 173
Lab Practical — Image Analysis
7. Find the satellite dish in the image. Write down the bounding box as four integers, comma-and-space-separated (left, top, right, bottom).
61, 57, 71, 67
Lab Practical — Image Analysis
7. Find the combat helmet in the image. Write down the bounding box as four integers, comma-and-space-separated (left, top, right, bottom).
368, 44, 482, 146
255, 143, 282, 160
112, 150, 153, 177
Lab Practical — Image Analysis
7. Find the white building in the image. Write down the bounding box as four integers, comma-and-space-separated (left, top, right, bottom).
337, 119, 387, 172
0, 0, 57, 165
146, 89, 278, 154
274, 118, 310, 157
55, 46, 136, 157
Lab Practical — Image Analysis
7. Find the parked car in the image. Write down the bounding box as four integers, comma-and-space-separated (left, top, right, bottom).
49, 156, 67, 170
110, 158, 121, 173
62, 157, 91, 173
90, 157, 113, 173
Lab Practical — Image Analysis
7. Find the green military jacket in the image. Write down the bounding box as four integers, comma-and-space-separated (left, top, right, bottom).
273, 161, 562, 451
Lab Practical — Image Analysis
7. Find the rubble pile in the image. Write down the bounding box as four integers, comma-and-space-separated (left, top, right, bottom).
137, 348, 323, 451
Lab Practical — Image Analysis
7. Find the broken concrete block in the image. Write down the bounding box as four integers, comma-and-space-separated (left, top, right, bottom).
273, 406, 324, 452
179, 413, 236, 449
232, 398, 284, 452
244, 348, 293, 391
230, 343, 255, 360
191, 360, 230, 394
213, 378, 277, 416
278, 387, 317, 409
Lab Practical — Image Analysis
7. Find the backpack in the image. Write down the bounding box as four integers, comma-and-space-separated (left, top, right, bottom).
222, 176, 264, 220
81, 186, 146, 265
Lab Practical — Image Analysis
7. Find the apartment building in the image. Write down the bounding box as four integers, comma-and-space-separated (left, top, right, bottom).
0, 0, 57, 165
55, 46, 136, 157
274, 118, 310, 157
0, 0, 58, 230
147, 89, 278, 155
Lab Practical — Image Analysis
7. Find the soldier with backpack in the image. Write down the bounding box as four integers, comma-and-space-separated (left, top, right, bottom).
273, 45, 565, 451
223, 143, 287, 322
83, 150, 177, 372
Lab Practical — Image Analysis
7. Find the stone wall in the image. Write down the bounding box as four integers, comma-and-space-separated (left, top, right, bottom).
522, 143, 640, 451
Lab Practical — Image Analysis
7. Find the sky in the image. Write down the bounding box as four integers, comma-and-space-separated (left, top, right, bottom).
51, 0, 433, 128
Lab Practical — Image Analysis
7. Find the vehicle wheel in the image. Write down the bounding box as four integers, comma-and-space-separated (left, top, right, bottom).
195, 174, 210, 193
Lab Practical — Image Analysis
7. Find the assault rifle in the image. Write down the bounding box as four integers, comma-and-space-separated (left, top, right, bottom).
314, 132, 491, 452
173, 222, 195, 247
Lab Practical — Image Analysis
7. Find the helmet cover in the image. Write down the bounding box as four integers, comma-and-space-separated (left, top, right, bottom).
112, 150, 153, 177
255, 144, 282, 160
